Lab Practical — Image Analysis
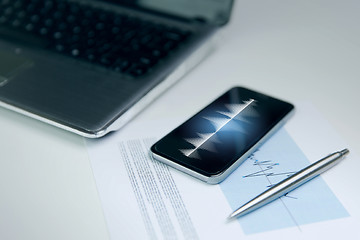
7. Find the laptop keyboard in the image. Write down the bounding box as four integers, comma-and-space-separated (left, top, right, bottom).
0, 0, 191, 77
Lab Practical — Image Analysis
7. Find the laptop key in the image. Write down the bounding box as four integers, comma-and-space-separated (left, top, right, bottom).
0, 0, 192, 77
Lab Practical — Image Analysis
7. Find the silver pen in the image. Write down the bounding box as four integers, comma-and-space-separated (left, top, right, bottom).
228, 148, 349, 219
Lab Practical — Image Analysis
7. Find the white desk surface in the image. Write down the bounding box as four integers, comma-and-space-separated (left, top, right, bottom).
1, 1, 359, 239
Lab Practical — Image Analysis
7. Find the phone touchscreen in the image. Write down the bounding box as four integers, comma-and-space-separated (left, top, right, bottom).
151, 87, 294, 180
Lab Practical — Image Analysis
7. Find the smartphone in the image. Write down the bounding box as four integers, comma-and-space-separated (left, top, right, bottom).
150, 87, 294, 184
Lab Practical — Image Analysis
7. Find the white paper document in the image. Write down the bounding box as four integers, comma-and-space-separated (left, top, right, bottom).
86, 102, 360, 240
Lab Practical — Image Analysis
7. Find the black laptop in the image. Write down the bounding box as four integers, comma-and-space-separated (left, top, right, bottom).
0, 0, 233, 138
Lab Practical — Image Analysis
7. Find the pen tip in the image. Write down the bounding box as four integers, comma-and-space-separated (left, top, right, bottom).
227, 214, 236, 221
227, 210, 241, 220
228, 210, 245, 220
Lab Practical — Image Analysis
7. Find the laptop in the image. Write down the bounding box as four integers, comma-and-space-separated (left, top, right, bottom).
0, 0, 233, 138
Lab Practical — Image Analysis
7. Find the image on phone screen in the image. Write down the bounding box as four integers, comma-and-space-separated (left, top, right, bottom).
151, 87, 294, 184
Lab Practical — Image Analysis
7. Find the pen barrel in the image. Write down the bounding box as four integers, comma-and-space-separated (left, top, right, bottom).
264, 151, 344, 197
229, 149, 348, 218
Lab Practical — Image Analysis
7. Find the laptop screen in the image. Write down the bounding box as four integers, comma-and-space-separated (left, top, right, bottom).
104, 0, 234, 25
